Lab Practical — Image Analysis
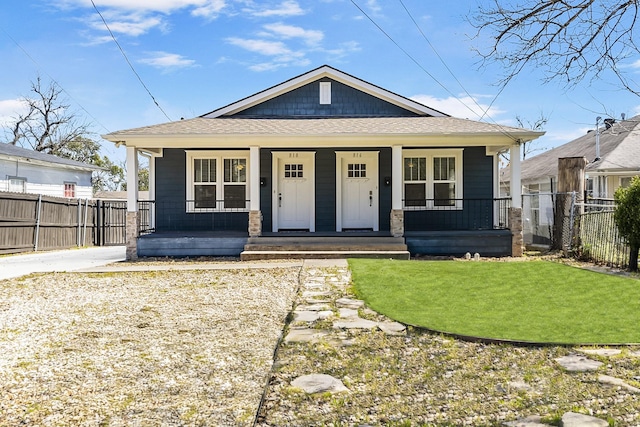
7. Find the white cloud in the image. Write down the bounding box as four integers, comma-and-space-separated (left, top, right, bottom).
60, 0, 214, 14
246, 1, 304, 17
227, 38, 293, 56
139, 51, 197, 69
226, 37, 310, 71
262, 23, 323, 45
366, 0, 382, 13
410, 94, 505, 119
87, 12, 165, 37
192, 0, 227, 19
546, 127, 592, 142
0, 98, 29, 128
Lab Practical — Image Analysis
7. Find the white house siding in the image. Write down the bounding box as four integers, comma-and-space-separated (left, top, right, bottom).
0, 158, 94, 198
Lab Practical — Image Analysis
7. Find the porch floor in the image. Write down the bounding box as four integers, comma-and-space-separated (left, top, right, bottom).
136, 229, 512, 259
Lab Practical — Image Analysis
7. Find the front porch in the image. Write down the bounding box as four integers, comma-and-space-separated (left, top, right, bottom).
135, 227, 514, 259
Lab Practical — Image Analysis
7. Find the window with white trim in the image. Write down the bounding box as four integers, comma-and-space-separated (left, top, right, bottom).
403, 149, 463, 209
8, 177, 26, 193
187, 151, 249, 211
64, 182, 76, 198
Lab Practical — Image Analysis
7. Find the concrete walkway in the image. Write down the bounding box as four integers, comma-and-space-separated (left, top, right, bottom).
0, 246, 126, 280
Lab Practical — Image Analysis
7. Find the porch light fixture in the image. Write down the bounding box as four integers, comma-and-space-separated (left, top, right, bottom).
384, 176, 391, 186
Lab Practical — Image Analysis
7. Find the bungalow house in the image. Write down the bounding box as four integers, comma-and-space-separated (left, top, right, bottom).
0, 142, 99, 198
102, 65, 543, 260
500, 115, 640, 198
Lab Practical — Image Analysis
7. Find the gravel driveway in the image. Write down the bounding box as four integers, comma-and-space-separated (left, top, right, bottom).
0, 267, 300, 426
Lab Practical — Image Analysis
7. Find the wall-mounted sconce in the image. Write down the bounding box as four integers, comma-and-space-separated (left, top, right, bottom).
384, 176, 391, 186
260, 177, 267, 187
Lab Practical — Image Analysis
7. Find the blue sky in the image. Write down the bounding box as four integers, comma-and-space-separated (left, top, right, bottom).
1, 0, 639, 164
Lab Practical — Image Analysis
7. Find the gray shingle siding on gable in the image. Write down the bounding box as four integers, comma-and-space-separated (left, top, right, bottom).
232, 78, 421, 118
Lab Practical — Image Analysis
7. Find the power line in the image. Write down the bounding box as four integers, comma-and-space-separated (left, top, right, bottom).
90, 0, 172, 122
350, 0, 523, 142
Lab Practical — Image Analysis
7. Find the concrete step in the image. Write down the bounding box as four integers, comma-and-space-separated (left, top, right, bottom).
244, 243, 408, 251
245, 236, 407, 251
240, 250, 410, 261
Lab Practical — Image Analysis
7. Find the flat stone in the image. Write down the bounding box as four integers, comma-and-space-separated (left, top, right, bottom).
338, 308, 359, 318
335, 298, 364, 309
503, 415, 546, 426
302, 290, 332, 298
561, 412, 608, 427
378, 321, 406, 335
297, 304, 331, 311
629, 351, 640, 357
305, 298, 331, 304
333, 318, 379, 329
598, 375, 640, 393
291, 374, 349, 394
285, 329, 329, 343
555, 354, 603, 372
294, 311, 321, 322
317, 310, 334, 320
579, 348, 622, 357
508, 380, 533, 392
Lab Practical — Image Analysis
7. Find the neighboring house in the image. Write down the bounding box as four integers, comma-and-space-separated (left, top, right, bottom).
103, 65, 542, 258
0, 142, 101, 198
501, 115, 640, 198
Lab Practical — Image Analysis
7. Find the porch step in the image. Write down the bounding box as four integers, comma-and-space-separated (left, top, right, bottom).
240, 250, 410, 261
240, 236, 409, 260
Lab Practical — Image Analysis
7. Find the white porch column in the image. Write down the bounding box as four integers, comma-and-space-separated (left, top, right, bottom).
510, 144, 522, 208
249, 146, 260, 210
390, 145, 404, 237
392, 145, 403, 209
248, 146, 262, 237
125, 146, 139, 260
126, 146, 139, 212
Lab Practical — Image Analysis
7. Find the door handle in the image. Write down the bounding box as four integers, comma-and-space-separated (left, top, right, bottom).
369, 191, 373, 207
279, 193, 282, 207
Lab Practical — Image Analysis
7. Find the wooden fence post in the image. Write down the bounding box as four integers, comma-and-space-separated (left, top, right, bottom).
33, 194, 42, 251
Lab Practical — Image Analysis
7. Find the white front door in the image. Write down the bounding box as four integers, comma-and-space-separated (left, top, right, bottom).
273, 152, 315, 231
336, 152, 379, 231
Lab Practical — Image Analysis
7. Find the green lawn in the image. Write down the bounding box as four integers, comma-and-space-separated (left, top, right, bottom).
349, 259, 640, 344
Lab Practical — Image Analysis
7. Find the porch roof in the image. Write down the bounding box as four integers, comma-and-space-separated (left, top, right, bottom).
103, 116, 543, 149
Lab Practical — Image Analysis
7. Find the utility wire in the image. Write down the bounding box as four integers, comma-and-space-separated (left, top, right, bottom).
395, 0, 520, 140
350, 0, 522, 142
90, 0, 172, 122
0, 23, 112, 135
397, 0, 490, 119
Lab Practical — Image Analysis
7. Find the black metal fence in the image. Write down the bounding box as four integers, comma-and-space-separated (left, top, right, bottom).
404, 198, 511, 231
572, 199, 631, 268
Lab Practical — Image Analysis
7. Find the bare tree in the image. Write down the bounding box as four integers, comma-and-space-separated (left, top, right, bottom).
471, 1, 640, 96
4, 76, 91, 155
515, 113, 548, 160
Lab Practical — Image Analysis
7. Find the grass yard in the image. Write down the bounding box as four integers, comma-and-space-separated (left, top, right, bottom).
349, 259, 640, 344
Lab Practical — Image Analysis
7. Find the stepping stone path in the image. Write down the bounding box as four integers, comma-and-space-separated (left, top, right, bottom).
284, 260, 407, 395
278, 260, 634, 425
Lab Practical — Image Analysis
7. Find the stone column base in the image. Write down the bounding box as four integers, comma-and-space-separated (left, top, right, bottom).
509, 207, 524, 257
390, 209, 404, 238
126, 211, 139, 261
249, 210, 262, 237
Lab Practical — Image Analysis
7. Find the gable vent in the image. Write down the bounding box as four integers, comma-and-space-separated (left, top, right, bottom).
319, 81, 331, 104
